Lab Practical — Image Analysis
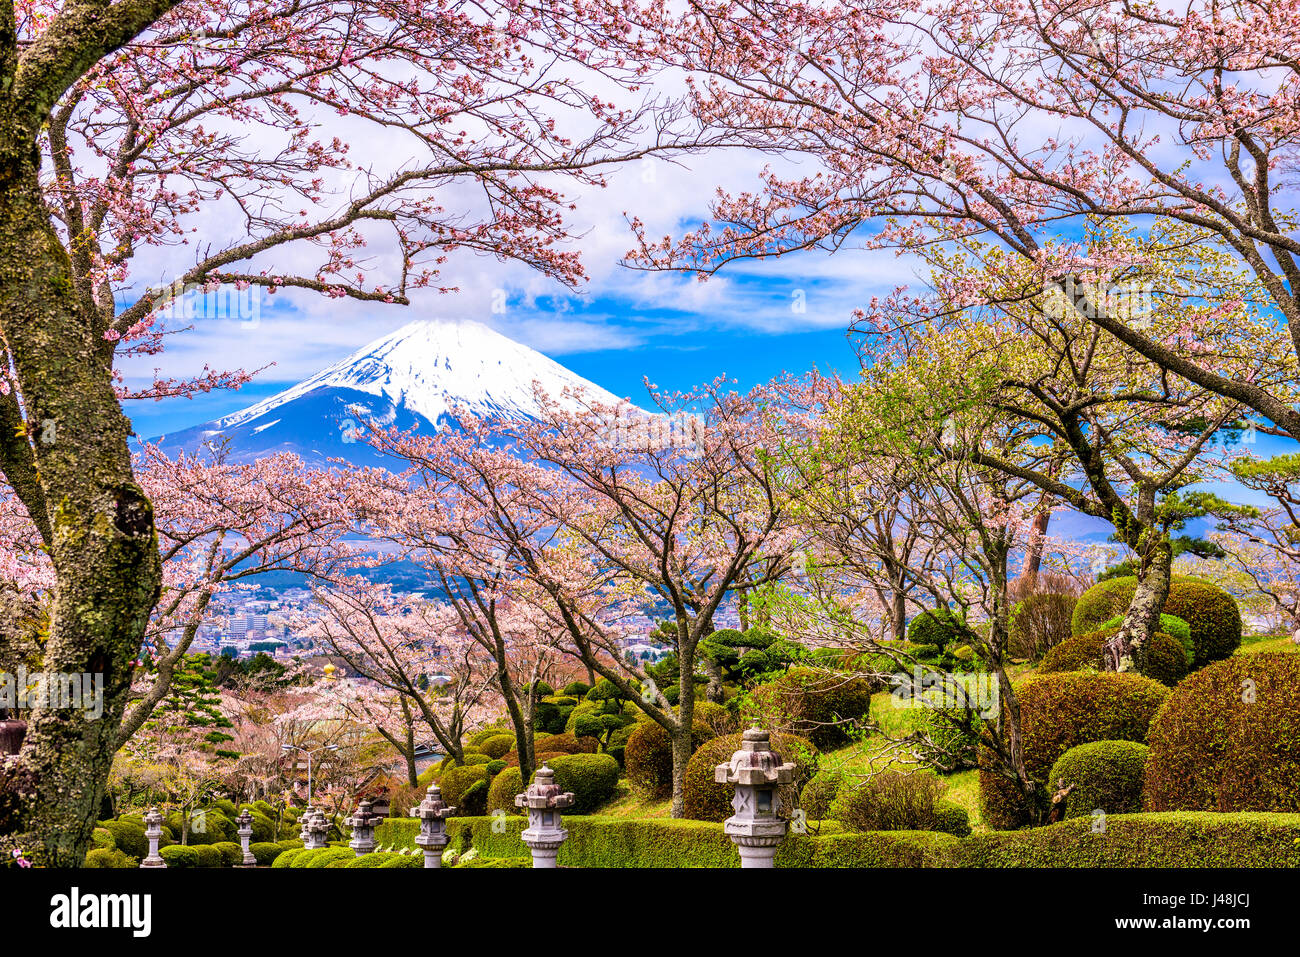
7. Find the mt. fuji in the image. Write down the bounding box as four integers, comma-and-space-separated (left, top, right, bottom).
153, 318, 627, 466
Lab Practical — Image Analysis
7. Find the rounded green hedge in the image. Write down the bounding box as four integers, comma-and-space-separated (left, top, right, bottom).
250, 842, 283, 866
83, 848, 137, 868
979, 671, 1168, 829
487, 766, 525, 815
907, 607, 966, 650
683, 731, 818, 822
534, 754, 621, 814
440, 764, 493, 810
194, 845, 223, 868
212, 841, 245, 867
90, 827, 115, 851
97, 819, 147, 859
479, 733, 516, 759
744, 667, 873, 749
271, 847, 305, 868
1072, 577, 1239, 666
1144, 652, 1300, 813
1048, 740, 1149, 819
1162, 582, 1242, 666
1040, 626, 1189, 685
159, 845, 200, 869
624, 720, 715, 799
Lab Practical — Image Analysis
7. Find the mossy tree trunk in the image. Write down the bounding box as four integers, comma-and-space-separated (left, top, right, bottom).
0, 0, 180, 866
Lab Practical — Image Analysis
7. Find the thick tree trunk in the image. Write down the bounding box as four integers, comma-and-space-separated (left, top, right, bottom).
0, 126, 163, 867
890, 589, 907, 641
1106, 538, 1172, 672
669, 662, 696, 817
1021, 508, 1051, 581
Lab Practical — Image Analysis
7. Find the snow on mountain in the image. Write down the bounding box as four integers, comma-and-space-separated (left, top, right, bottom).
152, 318, 628, 466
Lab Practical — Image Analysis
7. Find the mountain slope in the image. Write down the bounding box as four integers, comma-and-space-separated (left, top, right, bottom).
153, 318, 627, 466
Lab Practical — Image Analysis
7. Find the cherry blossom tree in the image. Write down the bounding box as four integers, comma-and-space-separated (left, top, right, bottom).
303, 581, 500, 767
631, 0, 1300, 434
115, 444, 359, 746
0, 0, 692, 864
365, 378, 809, 815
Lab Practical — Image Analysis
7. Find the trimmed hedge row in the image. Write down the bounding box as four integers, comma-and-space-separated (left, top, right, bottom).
961, 813, 1300, 867
374, 812, 1300, 867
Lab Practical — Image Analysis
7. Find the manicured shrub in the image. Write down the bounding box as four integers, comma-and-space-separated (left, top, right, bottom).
1008, 591, 1076, 659
470, 726, 511, 747
194, 845, 223, 868
744, 667, 873, 749
159, 845, 200, 869
979, 671, 1168, 829
97, 819, 147, 859
1162, 582, 1242, 666
487, 766, 525, 815
536, 754, 621, 814
212, 841, 245, 867
166, 809, 233, 845
271, 847, 305, 868
460, 753, 492, 767
343, 851, 411, 867
1048, 740, 1149, 819
299, 847, 355, 868
90, 827, 116, 852
624, 720, 715, 799
1144, 652, 1300, 813
830, 770, 947, 833
459, 779, 489, 816
213, 798, 238, 818
532, 732, 597, 755
83, 848, 137, 868
379, 852, 422, 868
1039, 626, 1189, 685
250, 842, 283, 866
439, 764, 492, 809
907, 607, 966, 650
485, 759, 506, 775
960, 812, 1300, 867
479, 733, 515, 759
1072, 577, 1239, 667
691, 700, 737, 736
562, 681, 591, 697
931, 800, 972, 837
799, 768, 844, 820
1072, 577, 1149, 634
683, 731, 818, 822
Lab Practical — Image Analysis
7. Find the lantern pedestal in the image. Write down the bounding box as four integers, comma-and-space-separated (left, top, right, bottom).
714, 728, 796, 869
515, 764, 575, 868
414, 784, 456, 868
140, 807, 167, 869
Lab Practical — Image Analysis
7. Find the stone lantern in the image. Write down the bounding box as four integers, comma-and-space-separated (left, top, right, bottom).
235, 808, 256, 866
302, 807, 330, 850
714, 728, 796, 868
345, 799, 384, 856
515, 763, 574, 868
298, 805, 313, 843
140, 807, 166, 868
413, 784, 456, 868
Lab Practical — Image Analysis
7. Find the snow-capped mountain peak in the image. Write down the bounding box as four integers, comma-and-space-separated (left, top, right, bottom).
215, 318, 623, 430
155, 318, 627, 465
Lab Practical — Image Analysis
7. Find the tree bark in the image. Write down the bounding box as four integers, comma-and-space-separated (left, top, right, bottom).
0, 115, 163, 866
1106, 536, 1173, 672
